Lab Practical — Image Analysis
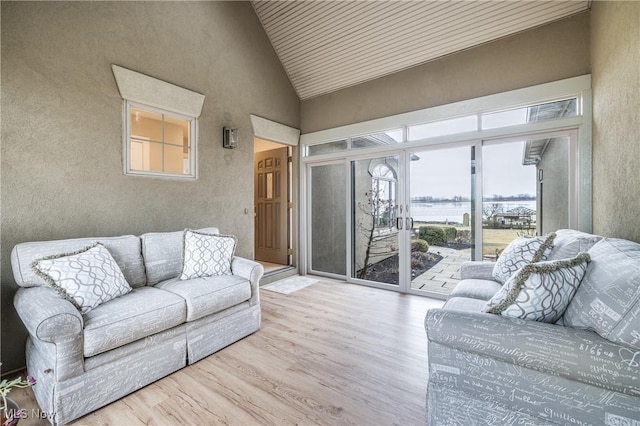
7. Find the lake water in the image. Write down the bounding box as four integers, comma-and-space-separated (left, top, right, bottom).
412, 200, 536, 223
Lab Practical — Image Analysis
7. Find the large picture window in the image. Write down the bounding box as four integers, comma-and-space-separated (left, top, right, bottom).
125, 102, 197, 179
301, 75, 592, 297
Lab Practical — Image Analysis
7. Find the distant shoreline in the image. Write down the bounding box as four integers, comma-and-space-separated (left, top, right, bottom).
411, 197, 536, 203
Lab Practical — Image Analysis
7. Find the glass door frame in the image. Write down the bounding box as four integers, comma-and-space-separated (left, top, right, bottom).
403, 140, 480, 298
346, 150, 410, 293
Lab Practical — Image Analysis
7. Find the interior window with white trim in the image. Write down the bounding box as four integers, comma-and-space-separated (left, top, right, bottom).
126, 102, 197, 178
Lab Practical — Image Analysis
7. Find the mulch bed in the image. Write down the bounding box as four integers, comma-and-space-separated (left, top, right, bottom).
356, 251, 444, 285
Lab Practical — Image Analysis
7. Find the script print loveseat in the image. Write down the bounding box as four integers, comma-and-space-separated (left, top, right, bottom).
425, 229, 640, 425
12, 227, 263, 425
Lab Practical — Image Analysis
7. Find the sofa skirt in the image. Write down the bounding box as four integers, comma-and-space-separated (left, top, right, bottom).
186, 302, 261, 364
28, 326, 187, 426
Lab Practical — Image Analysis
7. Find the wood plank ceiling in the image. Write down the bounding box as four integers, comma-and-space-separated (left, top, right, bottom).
251, 1, 590, 100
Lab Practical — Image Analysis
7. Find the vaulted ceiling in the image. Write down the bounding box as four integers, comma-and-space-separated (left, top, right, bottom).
252, 1, 590, 100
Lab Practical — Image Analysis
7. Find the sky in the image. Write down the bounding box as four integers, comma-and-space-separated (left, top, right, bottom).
409, 142, 537, 199
404, 106, 547, 199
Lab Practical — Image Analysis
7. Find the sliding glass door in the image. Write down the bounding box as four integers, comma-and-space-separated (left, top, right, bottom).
308, 162, 347, 276
305, 130, 578, 299
406, 145, 475, 297
350, 154, 404, 290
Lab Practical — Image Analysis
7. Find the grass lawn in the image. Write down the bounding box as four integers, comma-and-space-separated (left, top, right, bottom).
414, 222, 532, 257
482, 228, 523, 257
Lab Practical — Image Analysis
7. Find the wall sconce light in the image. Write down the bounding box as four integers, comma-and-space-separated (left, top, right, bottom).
223, 127, 238, 149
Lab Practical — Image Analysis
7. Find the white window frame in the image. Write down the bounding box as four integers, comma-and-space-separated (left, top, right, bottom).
300, 74, 593, 278
123, 101, 198, 179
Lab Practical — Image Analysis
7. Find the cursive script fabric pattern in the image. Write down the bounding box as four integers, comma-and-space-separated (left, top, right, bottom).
31, 243, 132, 313
562, 238, 640, 350
179, 230, 237, 280
425, 231, 640, 425
492, 232, 556, 284
426, 311, 640, 426
484, 252, 591, 323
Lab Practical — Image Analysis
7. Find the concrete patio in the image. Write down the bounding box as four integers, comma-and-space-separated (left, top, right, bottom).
411, 246, 472, 296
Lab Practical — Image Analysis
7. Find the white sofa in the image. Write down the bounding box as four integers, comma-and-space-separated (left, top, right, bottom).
12, 227, 263, 425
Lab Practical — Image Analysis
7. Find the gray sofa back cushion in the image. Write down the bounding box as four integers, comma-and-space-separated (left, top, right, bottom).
11, 235, 146, 288
548, 229, 603, 261
562, 238, 640, 350
141, 227, 220, 286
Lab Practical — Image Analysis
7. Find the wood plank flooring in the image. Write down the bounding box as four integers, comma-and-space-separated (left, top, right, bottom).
10, 278, 443, 425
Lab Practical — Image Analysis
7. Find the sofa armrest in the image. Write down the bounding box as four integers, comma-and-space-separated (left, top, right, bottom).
425, 309, 640, 397
459, 261, 495, 280
231, 257, 264, 306
14, 287, 85, 381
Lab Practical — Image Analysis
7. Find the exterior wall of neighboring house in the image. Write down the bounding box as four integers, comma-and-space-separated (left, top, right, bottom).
537, 138, 570, 235
591, 1, 640, 243
1, 1, 299, 372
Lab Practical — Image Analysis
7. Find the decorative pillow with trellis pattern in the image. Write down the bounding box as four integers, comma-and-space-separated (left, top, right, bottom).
484, 252, 591, 323
179, 229, 237, 280
32, 243, 132, 313
492, 232, 556, 284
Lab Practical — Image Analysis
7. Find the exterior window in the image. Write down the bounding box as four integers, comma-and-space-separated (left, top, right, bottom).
370, 163, 397, 229
353, 129, 403, 149
307, 139, 348, 156
408, 115, 477, 141
125, 102, 197, 178
482, 98, 577, 130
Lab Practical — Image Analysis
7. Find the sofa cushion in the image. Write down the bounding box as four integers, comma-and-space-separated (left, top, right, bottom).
459, 261, 496, 281
155, 275, 251, 322
483, 253, 591, 323
442, 296, 487, 312
492, 233, 556, 284
547, 229, 603, 261
141, 227, 220, 285
11, 235, 146, 288
448, 279, 502, 301
32, 243, 132, 314
562, 238, 640, 349
179, 230, 236, 279
83, 286, 186, 357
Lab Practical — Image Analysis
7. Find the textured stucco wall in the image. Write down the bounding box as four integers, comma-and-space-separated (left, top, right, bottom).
300, 12, 590, 133
1, 1, 299, 372
591, 2, 640, 243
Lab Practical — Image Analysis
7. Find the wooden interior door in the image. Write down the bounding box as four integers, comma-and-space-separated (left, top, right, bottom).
255, 147, 289, 264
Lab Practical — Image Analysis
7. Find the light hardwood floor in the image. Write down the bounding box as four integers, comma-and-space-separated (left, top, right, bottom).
11, 278, 443, 426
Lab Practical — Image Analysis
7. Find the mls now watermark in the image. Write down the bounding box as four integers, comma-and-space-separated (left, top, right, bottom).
6, 408, 56, 422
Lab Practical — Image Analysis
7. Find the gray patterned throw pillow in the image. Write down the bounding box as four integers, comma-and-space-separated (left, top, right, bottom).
32, 243, 132, 313
484, 252, 591, 323
179, 229, 237, 280
561, 238, 640, 349
492, 232, 556, 284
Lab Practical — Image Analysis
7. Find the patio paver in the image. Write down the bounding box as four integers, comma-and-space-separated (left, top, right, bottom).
412, 245, 471, 295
